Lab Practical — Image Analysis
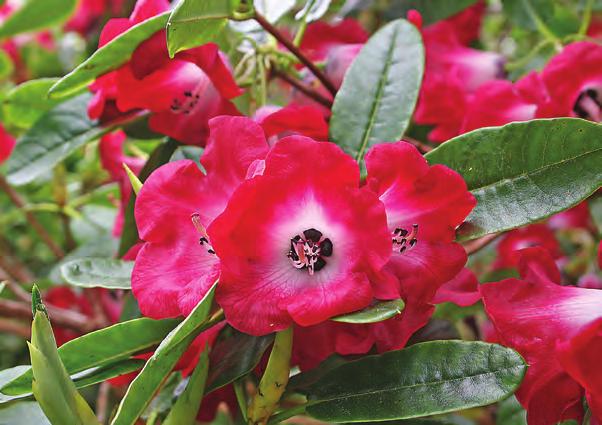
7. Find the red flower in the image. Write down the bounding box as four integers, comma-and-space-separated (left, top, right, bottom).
413, 9, 505, 142
89, 0, 241, 146
131, 117, 269, 319
253, 104, 329, 144
0, 123, 15, 164
494, 223, 561, 270
65, 0, 125, 35
209, 137, 391, 336
365, 142, 476, 345
537, 42, 602, 120
549, 202, 594, 231
99, 131, 145, 236
300, 19, 368, 65
481, 247, 602, 424
432, 268, 481, 306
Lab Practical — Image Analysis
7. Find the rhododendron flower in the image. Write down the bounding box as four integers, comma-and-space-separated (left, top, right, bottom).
99, 131, 145, 236
89, 0, 241, 146
364, 142, 476, 343
209, 137, 391, 336
65, 0, 125, 35
253, 104, 329, 143
538, 42, 602, 120
494, 223, 561, 269
131, 117, 269, 319
411, 8, 505, 142
481, 247, 602, 424
548, 201, 594, 231
0, 124, 15, 164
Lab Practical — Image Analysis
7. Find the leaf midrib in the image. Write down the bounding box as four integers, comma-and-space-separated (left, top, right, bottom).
468, 146, 602, 192
354, 22, 399, 162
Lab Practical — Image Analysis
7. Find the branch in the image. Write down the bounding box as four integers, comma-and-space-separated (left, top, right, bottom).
272, 69, 333, 108
403, 136, 433, 154
0, 174, 65, 259
0, 318, 30, 339
254, 12, 337, 97
463, 233, 501, 256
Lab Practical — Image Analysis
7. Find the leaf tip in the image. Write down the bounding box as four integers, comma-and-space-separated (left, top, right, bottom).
123, 163, 143, 195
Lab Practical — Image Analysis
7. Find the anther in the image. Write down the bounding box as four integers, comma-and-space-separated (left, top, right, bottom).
191, 213, 216, 256
392, 224, 419, 253
287, 228, 332, 274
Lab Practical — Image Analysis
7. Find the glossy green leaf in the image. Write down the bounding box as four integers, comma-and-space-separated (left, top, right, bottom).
60, 258, 133, 289
163, 347, 210, 425
71, 359, 146, 389
425, 119, 602, 240
0, 402, 50, 425
0, 366, 30, 403
295, 0, 332, 22
206, 330, 274, 393
329, 19, 424, 162
385, 0, 478, 25
111, 283, 218, 425
6, 94, 111, 186
331, 299, 405, 324
0, 0, 77, 39
118, 138, 180, 257
497, 396, 527, 425
28, 289, 100, 425
305, 341, 526, 422
167, 0, 238, 57
3, 79, 68, 129
48, 12, 169, 99
2, 317, 179, 396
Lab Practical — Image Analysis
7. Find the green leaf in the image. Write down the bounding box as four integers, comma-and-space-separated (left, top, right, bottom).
305, 341, 526, 422
3, 79, 69, 129
28, 294, 100, 425
329, 19, 424, 162
6, 93, 111, 186
117, 138, 180, 257
48, 12, 170, 99
295, 0, 332, 22
0, 50, 14, 80
385, 0, 478, 25
111, 283, 218, 425
0, 402, 51, 425
71, 359, 146, 389
331, 299, 405, 324
0, 366, 30, 403
425, 119, 602, 240
206, 330, 274, 393
60, 258, 133, 290
167, 0, 238, 57
163, 347, 210, 425
2, 317, 179, 397
0, 0, 77, 39
497, 396, 527, 425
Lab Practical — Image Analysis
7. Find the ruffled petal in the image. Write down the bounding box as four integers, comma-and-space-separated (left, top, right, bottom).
433, 268, 480, 306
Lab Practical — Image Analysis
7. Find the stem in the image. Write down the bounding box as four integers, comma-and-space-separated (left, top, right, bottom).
0, 174, 65, 259
267, 405, 307, 425
53, 165, 76, 252
254, 12, 337, 96
403, 136, 432, 154
463, 233, 501, 256
96, 381, 111, 424
579, 0, 594, 36
234, 379, 249, 422
521, 0, 561, 49
272, 69, 333, 108
248, 327, 294, 425
0, 318, 30, 338
505, 39, 553, 72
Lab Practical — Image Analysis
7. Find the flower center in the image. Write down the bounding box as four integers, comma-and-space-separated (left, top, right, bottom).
287, 228, 333, 275
574, 88, 602, 121
191, 213, 216, 255
392, 224, 418, 254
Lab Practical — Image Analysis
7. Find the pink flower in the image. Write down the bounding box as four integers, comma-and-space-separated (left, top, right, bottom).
209, 136, 391, 335
537, 42, 602, 120
413, 8, 506, 142
253, 104, 329, 144
481, 247, 602, 424
131, 117, 269, 319
98, 131, 145, 236
0, 123, 15, 164
89, 0, 241, 146
364, 142, 476, 344
65, 0, 125, 35
494, 223, 561, 270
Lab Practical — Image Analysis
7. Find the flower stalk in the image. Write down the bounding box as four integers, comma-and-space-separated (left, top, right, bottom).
248, 327, 294, 425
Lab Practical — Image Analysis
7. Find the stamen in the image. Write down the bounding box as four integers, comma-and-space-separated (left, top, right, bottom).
574, 88, 602, 122
287, 228, 332, 274
191, 213, 216, 256
392, 224, 419, 254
